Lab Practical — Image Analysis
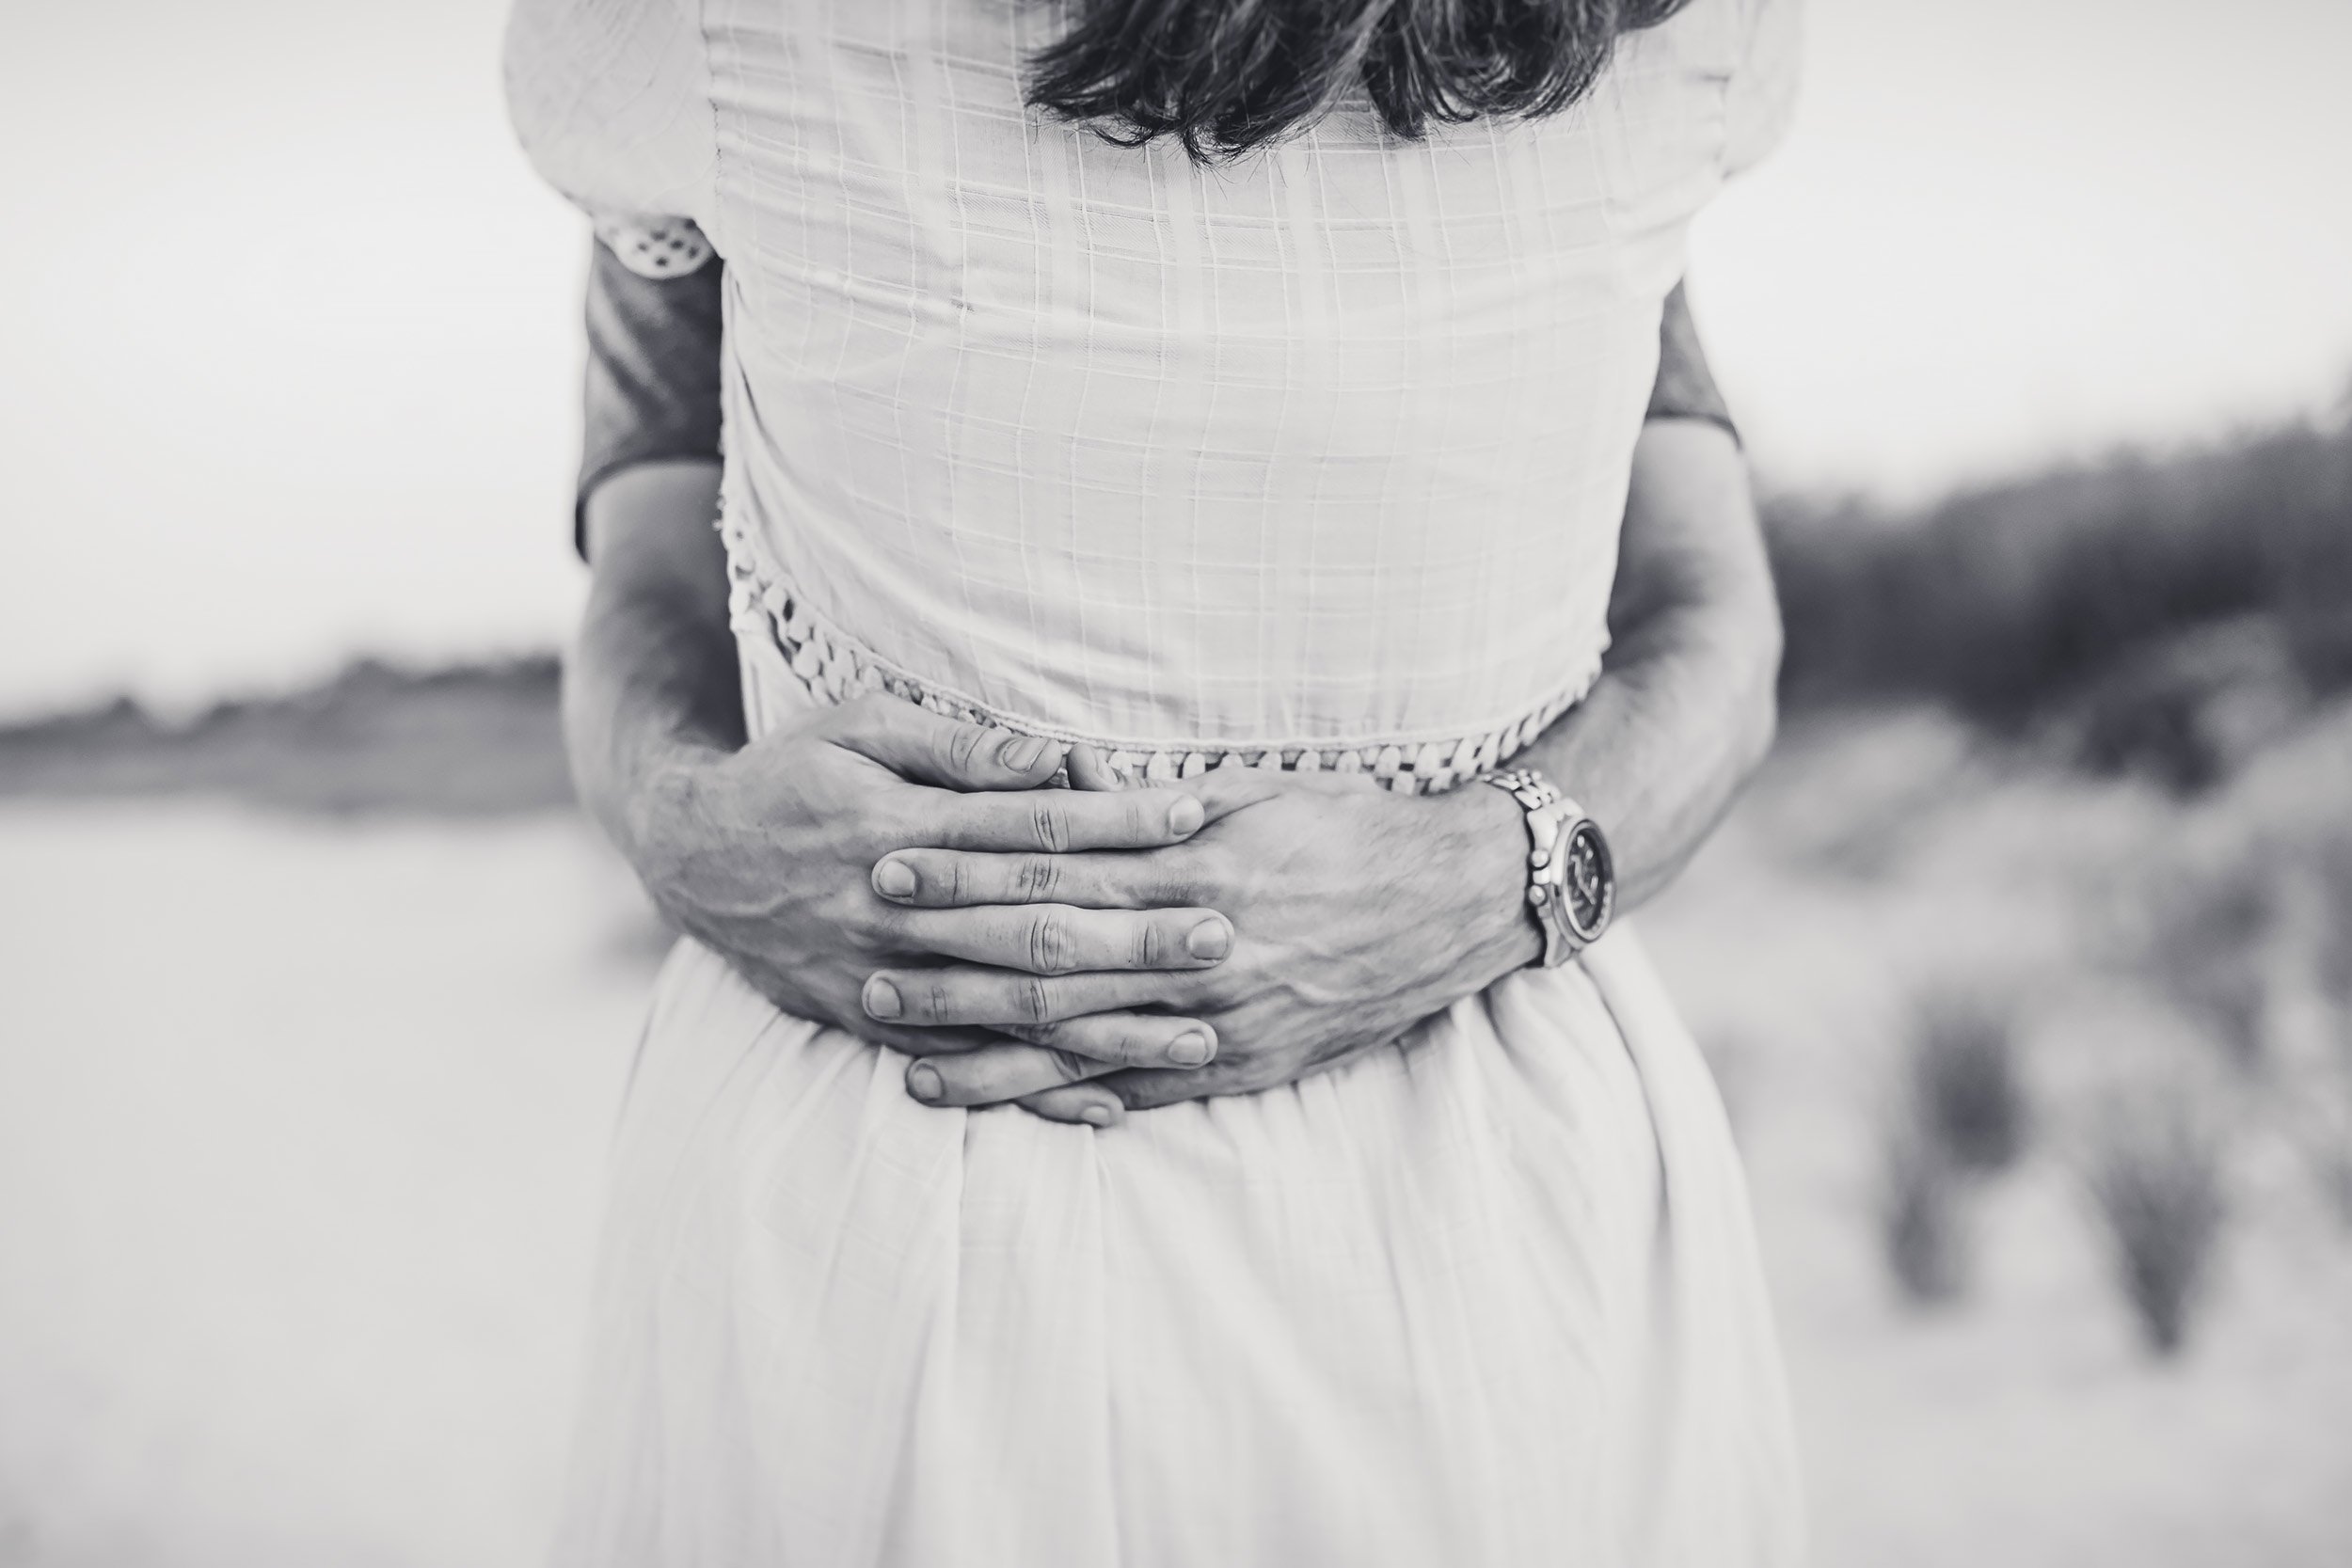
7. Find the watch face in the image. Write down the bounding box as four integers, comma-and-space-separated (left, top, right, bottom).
1558, 819, 1615, 942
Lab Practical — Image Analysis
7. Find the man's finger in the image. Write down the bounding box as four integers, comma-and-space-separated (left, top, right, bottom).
871, 847, 1204, 910
905, 1044, 1115, 1107
1016, 1084, 1127, 1127
1099, 1061, 1258, 1111
905, 1018, 1216, 1106
930, 786, 1204, 853
888, 905, 1232, 974
1177, 765, 1295, 822
880, 1024, 1028, 1058
1065, 743, 1123, 792
861, 965, 1181, 1027
1003, 1014, 1217, 1069
824, 695, 1068, 792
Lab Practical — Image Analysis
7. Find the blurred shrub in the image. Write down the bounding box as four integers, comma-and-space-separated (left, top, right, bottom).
2137, 855, 2280, 1073
2302, 1085, 2352, 1229
1874, 983, 2028, 1307
1879, 1109, 1972, 1307
1768, 418, 2352, 729
2051, 617, 2308, 793
2311, 829, 2352, 1013
1909, 987, 2028, 1176
2081, 1077, 2229, 1357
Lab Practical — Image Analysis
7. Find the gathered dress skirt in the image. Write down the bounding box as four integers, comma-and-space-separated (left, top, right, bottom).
548, 639, 1804, 1568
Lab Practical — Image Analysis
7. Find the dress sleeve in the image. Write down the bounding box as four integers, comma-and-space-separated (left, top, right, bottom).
576, 234, 723, 558
503, 0, 717, 230
1723, 0, 1803, 178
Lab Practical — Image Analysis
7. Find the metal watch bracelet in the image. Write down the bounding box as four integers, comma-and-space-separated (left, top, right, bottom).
1478, 768, 1617, 968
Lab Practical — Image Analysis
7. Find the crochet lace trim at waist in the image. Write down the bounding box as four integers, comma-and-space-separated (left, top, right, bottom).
721, 516, 1598, 797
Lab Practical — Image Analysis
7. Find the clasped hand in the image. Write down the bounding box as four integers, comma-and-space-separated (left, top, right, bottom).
857, 736, 1538, 1126
644, 694, 1534, 1127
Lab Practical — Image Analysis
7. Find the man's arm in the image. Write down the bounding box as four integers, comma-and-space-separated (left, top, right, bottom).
1504, 415, 1780, 911
1648, 281, 1739, 445
575, 238, 725, 558
566, 459, 734, 860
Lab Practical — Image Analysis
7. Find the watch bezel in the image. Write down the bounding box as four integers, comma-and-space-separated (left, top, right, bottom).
1553, 815, 1616, 946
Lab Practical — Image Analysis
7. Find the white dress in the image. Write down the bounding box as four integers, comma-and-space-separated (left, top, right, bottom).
507, 0, 1805, 1560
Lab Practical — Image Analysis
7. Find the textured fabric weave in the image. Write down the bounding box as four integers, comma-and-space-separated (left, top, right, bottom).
571, 250, 1733, 560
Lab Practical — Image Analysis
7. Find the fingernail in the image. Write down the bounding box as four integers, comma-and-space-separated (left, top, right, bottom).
907, 1063, 942, 1101
1081, 1103, 1116, 1128
1168, 1031, 1213, 1067
863, 975, 903, 1020
1185, 918, 1231, 961
873, 859, 917, 899
1168, 796, 1204, 836
999, 734, 1048, 771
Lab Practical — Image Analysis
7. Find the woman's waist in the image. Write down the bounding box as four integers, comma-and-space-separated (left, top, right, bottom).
723, 511, 1608, 791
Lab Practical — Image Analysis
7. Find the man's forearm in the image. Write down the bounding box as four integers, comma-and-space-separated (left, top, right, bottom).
564, 459, 739, 857
1510, 419, 1781, 911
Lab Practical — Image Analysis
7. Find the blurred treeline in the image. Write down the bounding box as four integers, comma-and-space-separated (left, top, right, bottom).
1767, 413, 2352, 766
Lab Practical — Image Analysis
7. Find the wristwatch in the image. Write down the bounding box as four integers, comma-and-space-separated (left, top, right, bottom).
1479, 768, 1616, 968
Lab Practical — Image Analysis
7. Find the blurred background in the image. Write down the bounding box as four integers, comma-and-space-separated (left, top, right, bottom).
3, 0, 2349, 1563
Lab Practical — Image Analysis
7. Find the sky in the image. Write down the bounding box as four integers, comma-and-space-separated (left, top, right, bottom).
1, 0, 2348, 718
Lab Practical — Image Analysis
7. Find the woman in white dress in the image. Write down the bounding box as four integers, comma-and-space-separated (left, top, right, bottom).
507, 0, 1804, 1560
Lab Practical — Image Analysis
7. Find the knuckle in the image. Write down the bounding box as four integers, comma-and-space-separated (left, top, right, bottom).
1019, 976, 1056, 1023
1028, 799, 1072, 853
834, 694, 889, 739
1134, 917, 1165, 969
1026, 911, 1076, 974
922, 976, 955, 1022
1159, 856, 1211, 907
1194, 970, 1244, 1009
1014, 855, 1061, 901
946, 722, 986, 775
859, 899, 908, 948
1047, 1048, 1090, 1084
862, 797, 919, 851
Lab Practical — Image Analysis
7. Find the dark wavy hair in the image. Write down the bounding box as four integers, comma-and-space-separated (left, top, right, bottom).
1026, 0, 1692, 161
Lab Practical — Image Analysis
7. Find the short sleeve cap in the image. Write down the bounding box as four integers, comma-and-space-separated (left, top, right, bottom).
1724, 0, 1803, 177
504, 0, 717, 232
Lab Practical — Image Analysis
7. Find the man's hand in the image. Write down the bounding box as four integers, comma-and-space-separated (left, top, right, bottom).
859, 762, 1538, 1117
636, 696, 1235, 1075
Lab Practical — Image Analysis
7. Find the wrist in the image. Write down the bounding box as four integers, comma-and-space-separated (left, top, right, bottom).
610, 734, 732, 897
1432, 781, 1546, 980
